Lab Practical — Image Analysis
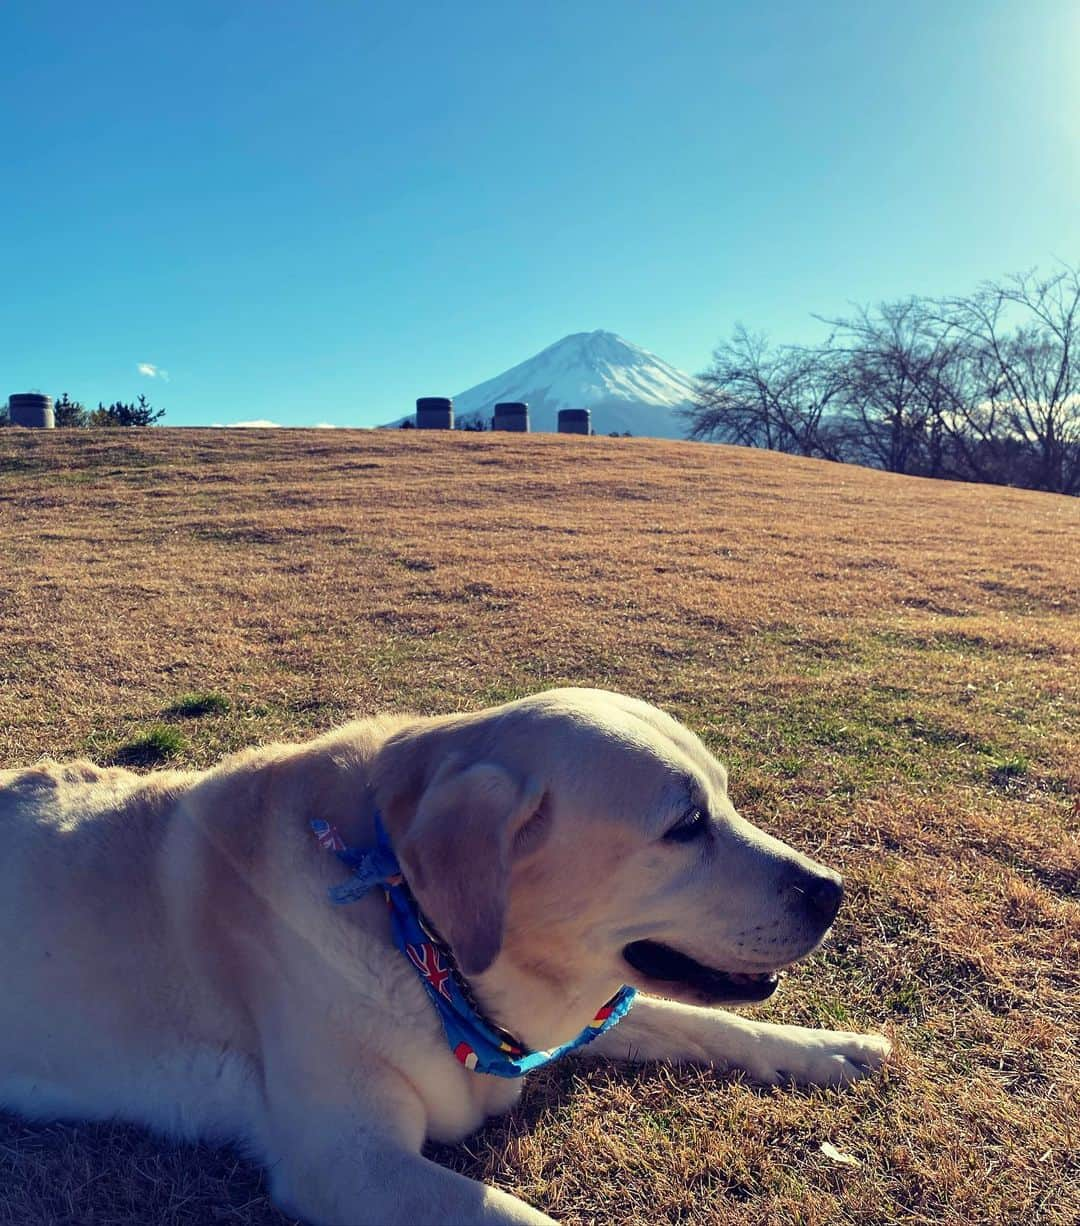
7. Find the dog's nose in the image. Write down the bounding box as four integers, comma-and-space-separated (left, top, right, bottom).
804, 872, 844, 926
781, 866, 844, 928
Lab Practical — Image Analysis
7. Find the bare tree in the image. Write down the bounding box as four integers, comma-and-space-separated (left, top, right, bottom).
820, 299, 969, 477
683, 326, 847, 460
687, 262, 1080, 496
941, 266, 1080, 494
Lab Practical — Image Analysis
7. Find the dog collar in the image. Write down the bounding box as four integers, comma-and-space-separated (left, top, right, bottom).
310, 813, 635, 1078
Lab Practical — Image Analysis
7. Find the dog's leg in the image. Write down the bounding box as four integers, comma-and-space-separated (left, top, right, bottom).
269, 1134, 556, 1226
259, 1058, 555, 1226
583, 994, 891, 1087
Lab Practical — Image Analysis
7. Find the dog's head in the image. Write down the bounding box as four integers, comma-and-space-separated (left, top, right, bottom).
374, 688, 842, 1022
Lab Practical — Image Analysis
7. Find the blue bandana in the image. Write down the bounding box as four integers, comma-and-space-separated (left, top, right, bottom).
311, 814, 636, 1077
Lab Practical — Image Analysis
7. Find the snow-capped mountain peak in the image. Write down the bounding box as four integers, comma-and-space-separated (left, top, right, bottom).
389, 331, 698, 437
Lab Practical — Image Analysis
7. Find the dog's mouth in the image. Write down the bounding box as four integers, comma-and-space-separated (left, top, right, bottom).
621, 940, 780, 1005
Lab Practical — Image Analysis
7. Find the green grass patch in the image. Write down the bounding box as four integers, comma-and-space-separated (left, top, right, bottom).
165, 691, 231, 718
113, 725, 187, 766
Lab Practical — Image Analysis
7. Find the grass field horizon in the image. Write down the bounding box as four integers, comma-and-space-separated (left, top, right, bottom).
0, 428, 1076, 1225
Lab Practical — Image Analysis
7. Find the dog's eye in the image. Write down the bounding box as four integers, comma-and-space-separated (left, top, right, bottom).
663, 807, 708, 843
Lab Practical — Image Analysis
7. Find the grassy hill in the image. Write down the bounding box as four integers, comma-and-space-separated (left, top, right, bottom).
0, 428, 1076, 1225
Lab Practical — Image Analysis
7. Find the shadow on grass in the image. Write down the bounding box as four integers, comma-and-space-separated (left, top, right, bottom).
0, 1111, 297, 1226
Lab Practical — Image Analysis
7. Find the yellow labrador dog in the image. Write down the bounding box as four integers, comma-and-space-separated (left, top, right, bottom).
0, 688, 889, 1225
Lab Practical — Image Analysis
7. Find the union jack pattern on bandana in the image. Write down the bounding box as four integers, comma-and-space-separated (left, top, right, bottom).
405, 942, 454, 1002
310, 812, 636, 1078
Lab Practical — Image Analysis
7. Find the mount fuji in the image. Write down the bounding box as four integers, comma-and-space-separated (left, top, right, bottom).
391, 331, 699, 438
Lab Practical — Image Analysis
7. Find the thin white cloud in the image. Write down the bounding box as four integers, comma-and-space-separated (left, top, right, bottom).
210, 419, 283, 428
206, 420, 350, 428
137, 362, 169, 381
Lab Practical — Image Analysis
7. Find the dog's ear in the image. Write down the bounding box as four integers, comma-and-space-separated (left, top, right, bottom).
393, 755, 543, 976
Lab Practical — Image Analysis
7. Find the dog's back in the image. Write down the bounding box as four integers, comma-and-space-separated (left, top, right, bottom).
0, 760, 260, 1140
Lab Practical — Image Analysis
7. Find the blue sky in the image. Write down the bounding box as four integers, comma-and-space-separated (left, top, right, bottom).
2, 1, 1078, 428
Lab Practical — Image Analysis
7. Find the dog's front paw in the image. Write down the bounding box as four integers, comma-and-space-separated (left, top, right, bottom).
743, 1026, 892, 1088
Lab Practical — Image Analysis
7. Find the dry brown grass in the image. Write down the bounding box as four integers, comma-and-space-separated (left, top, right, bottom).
0, 428, 1077, 1226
